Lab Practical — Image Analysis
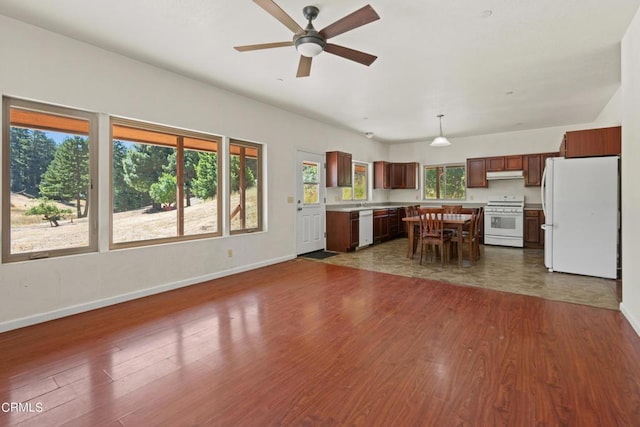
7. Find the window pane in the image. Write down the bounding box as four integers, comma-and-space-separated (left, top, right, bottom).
424, 167, 438, 199
230, 141, 261, 233
342, 187, 353, 200
183, 146, 219, 236
424, 165, 466, 200
4, 101, 95, 260
112, 139, 177, 243
302, 161, 319, 204
353, 164, 367, 200
444, 166, 466, 199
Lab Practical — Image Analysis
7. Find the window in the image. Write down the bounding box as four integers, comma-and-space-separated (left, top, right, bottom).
423, 164, 466, 200
229, 139, 262, 233
2, 97, 98, 262
302, 161, 320, 204
110, 118, 221, 247
342, 162, 368, 201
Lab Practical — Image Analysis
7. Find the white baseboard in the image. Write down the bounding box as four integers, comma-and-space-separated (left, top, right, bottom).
0, 255, 296, 333
620, 302, 640, 338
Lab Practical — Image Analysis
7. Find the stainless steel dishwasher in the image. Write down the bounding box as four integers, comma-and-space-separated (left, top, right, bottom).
358, 210, 373, 248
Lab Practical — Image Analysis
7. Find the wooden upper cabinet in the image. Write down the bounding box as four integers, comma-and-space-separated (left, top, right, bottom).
486, 155, 523, 172
486, 157, 506, 172
374, 161, 390, 189
505, 155, 523, 171
404, 162, 418, 189
466, 158, 487, 188
326, 151, 352, 187
560, 126, 621, 158
523, 154, 542, 186
390, 163, 405, 188
375, 162, 417, 189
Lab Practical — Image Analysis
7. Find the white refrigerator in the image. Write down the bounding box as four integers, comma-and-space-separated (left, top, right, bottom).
541, 156, 619, 279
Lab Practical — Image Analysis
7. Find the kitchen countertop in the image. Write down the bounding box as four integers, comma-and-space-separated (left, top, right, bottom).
525, 204, 543, 210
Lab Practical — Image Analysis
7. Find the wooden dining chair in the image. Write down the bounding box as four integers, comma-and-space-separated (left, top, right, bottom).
418, 208, 452, 266
450, 208, 478, 265
473, 207, 484, 260
441, 204, 463, 214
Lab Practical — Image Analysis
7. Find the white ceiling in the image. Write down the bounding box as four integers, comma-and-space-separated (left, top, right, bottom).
1, 0, 639, 143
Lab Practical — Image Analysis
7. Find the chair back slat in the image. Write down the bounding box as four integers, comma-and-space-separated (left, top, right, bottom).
419, 208, 444, 237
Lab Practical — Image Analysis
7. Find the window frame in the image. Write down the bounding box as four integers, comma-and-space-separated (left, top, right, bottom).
423, 163, 467, 201
109, 117, 222, 249
229, 138, 263, 235
2, 96, 99, 263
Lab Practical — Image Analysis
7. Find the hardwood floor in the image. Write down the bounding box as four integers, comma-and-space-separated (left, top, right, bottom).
1, 259, 639, 426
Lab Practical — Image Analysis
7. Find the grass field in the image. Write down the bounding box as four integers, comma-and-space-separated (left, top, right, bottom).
9, 187, 258, 253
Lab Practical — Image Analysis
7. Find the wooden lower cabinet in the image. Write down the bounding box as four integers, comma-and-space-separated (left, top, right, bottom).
524, 210, 545, 249
373, 210, 389, 243
326, 211, 359, 252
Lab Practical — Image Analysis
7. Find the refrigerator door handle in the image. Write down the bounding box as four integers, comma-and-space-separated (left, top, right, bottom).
541, 161, 548, 218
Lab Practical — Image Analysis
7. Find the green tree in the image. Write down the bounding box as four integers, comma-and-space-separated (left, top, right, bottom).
230, 155, 256, 193
122, 144, 173, 210
166, 151, 199, 207
39, 136, 89, 218
25, 199, 72, 227
10, 128, 56, 197
112, 140, 150, 212
192, 152, 218, 199
149, 173, 177, 209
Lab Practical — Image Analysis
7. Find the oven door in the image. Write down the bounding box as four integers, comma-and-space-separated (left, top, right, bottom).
484, 211, 523, 238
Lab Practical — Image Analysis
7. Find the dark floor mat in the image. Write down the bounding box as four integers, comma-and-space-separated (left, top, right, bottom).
299, 250, 339, 260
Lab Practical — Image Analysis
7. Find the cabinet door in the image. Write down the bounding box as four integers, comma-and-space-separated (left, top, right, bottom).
350, 216, 359, 249
338, 152, 352, 187
326, 151, 352, 187
563, 126, 621, 158
404, 163, 418, 189
390, 163, 405, 188
524, 154, 542, 186
505, 155, 523, 171
326, 211, 351, 252
524, 211, 541, 247
466, 158, 487, 188
486, 157, 505, 172
373, 161, 390, 189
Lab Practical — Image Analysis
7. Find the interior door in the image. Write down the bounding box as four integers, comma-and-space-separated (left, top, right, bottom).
296, 151, 326, 255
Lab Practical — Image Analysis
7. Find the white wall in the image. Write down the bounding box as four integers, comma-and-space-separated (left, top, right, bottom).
0, 16, 388, 331
621, 7, 640, 335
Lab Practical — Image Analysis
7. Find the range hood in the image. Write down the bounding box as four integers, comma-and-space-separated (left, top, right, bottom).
486, 170, 524, 180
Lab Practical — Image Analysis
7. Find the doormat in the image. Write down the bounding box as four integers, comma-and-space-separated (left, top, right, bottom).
299, 250, 339, 260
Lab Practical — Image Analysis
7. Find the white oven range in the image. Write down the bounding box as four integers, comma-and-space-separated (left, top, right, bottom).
484, 195, 525, 247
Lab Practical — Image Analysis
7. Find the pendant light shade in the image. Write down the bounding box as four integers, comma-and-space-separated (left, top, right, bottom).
430, 114, 451, 147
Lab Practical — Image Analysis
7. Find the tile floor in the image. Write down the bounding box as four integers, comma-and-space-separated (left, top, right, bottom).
316, 238, 621, 310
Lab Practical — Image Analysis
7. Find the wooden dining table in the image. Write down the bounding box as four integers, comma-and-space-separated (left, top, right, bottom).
402, 214, 473, 266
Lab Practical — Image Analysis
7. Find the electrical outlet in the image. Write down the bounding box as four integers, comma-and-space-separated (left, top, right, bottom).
227, 249, 233, 258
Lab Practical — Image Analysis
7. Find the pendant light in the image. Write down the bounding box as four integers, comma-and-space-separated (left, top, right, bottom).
430, 114, 451, 147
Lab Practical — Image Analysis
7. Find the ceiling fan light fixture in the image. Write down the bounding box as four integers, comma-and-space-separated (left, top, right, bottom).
295, 36, 325, 57
430, 114, 452, 147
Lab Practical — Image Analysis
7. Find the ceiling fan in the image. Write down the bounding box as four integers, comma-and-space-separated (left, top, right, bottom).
234, 0, 380, 77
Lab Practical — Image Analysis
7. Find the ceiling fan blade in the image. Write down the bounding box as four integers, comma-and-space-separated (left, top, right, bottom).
234, 41, 294, 52
319, 4, 380, 40
253, 0, 304, 35
296, 56, 312, 78
324, 44, 377, 66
